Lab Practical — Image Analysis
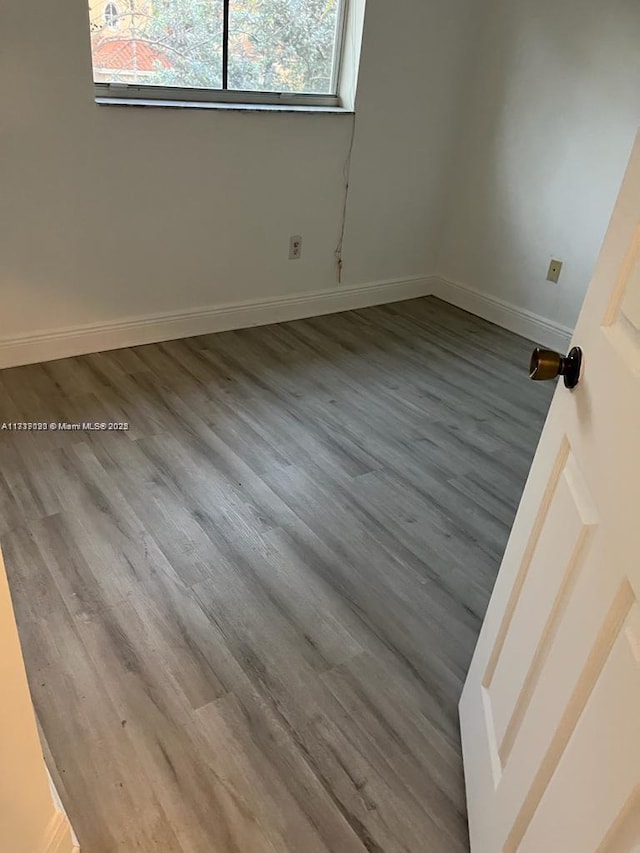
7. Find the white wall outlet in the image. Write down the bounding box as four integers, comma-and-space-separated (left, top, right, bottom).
546, 258, 563, 284
289, 235, 302, 260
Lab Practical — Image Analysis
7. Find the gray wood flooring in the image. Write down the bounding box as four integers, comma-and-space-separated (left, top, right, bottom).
0, 297, 553, 852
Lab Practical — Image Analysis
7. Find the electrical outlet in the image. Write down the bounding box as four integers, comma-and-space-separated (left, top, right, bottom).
546, 259, 563, 284
289, 235, 302, 260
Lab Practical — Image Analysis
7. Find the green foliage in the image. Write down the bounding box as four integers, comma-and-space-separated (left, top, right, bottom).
145, 0, 224, 88
146, 0, 339, 93
228, 0, 339, 93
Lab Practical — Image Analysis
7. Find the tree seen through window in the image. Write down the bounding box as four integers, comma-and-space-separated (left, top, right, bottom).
88, 0, 342, 95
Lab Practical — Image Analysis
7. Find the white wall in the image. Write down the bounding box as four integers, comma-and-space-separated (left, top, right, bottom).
341, 0, 478, 283
0, 0, 475, 343
438, 0, 640, 332
6, 0, 633, 355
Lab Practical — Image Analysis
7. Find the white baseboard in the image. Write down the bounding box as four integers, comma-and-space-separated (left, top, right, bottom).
0, 276, 432, 368
431, 276, 573, 351
43, 811, 77, 853
0, 274, 574, 369
46, 770, 79, 852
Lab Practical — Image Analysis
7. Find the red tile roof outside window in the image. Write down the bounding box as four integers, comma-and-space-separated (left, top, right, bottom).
92, 38, 172, 74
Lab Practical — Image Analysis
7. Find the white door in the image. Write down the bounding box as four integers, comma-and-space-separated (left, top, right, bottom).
0, 545, 78, 853
460, 134, 640, 853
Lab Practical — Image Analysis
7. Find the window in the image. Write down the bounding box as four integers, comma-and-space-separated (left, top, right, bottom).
88, 0, 347, 107
103, 3, 120, 29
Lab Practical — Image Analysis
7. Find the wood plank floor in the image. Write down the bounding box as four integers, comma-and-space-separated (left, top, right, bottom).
0, 298, 553, 853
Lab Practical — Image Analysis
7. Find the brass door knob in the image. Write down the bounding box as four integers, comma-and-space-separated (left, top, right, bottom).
529, 346, 582, 389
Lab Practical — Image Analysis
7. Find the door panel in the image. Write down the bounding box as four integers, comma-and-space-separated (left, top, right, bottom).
460, 133, 640, 852
488, 447, 598, 765
518, 605, 640, 853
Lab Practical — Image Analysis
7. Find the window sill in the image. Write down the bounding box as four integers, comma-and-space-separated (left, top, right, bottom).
95, 96, 354, 114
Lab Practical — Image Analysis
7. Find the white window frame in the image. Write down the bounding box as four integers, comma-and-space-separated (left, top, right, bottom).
93, 0, 349, 109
